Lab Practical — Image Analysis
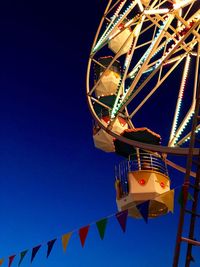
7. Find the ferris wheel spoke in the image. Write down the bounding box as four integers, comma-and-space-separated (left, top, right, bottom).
193, 41, 200, 97
110, 18, 145, 121
113, 24, 196, 118
157, 38, 168, 81
90, 96, 112, 111
92, 0, 138, 54
173, 0, 195, 10
112, 15, 178, 118
169, 55, 191, 146
95, 0, 127, 49
150, 0, 169, 9
170, 42, 200, 146
146, 12, 199, 55
183, 1, 196, 20
173, 39, 198, 55
164, 54, 187, 65
113, 16, 198, 120
135, 40, 152, 50
128, 14, 174, 78
128, 53, 186, 119
105, 0, 126, 16
92, 14, 140, 55
140, 19, 157, 35
171, 107, 195, 146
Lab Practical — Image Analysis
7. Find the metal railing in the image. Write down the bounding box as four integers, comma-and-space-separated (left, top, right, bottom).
115, 152, 169, 195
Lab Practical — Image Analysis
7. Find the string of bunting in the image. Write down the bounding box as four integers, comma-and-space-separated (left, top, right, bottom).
0, 186, 194, 266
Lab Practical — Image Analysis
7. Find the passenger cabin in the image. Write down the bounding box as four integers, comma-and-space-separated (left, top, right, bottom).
108, 20, 134, 56
115, 150, 174, 218
114, 128, 173, 218
94, 56, 122, 98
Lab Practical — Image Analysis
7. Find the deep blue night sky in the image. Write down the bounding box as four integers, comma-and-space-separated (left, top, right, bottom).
0, 1, 199, 267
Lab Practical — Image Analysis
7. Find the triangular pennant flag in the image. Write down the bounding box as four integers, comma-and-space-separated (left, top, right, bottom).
136, 201, 150, 223
116, 209, 128, 232
62, 232, 72, 252
160, 190, 174, 213
47, 239, 57, 258
18, 250, 28, 266
79, 225, 90, 247
8, 255, 15, 267
96, 218, 108, 240
0, 259, 4, 266
31, 245, 41, 263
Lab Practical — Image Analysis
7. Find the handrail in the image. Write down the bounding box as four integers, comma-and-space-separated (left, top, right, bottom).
115, 152, 169, 194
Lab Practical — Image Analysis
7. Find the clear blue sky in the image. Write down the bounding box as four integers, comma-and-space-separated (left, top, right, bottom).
0, 1, 199, 266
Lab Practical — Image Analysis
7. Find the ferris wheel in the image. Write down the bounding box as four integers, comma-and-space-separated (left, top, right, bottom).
86, 0, 200, 156
86, 1, 200, 265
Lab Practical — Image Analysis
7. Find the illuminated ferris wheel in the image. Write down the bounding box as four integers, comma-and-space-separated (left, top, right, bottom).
86, 0, 200, 155
86, 1, 200, 265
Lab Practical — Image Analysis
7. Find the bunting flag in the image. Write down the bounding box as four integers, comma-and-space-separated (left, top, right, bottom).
8, 255, 15, 267
31, 245, 41, 263
96, 218, 108, 240
116, 209, 128, 233
136, 201, 150, 223
18, 250, 28, 266
62, 233, 72, 252
0, 184, 182, 264
47, 239, 57, 258
79, 225, 90, 247
156, 190, 174, 213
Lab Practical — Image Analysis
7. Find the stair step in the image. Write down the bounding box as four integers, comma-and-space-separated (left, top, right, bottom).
181, 237, 200, 246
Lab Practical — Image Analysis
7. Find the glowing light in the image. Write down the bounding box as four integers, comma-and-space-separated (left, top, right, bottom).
136, 0, 144, 12
173, 0, 194, 10
177, 125, 200, 146
144, 9, 169, 15
93, 0, 136, 53
170, 55, 191, 145
111, 18, 170, 118
173, 111, 194, 145
160, 182, 165, 188
138, 179, 146, 185
129, 17, 169, 79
